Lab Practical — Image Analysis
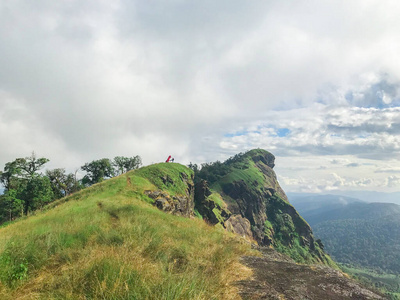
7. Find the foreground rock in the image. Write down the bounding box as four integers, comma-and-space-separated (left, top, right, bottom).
237, 247, 385, 300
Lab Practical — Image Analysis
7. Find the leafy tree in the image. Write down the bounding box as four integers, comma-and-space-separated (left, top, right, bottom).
15, 152, 49, 178
46, 168, 80, 198
20, 175, 54, 213
0, 153, 49, 191
188, 162, 199, 174
0, 160, 22, 191
0, 189, 24, 222
0, 153, 51, 219
81, 158, 115, 186
113, 156, 142, 175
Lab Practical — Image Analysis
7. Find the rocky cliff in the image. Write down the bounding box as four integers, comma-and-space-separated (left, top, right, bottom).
194, 149, 333, 265
136, 150, 332, 265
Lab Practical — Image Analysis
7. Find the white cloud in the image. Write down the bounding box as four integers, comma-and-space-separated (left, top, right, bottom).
1, 1, 400, 193
219, 105, 400, 160
386, 176, 400, 188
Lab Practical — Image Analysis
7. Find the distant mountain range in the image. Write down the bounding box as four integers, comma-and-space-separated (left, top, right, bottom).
288, 191, 400, 205
290, 193, 400, 274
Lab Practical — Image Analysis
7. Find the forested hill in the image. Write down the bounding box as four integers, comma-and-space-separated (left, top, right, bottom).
292, 195, 400, 274
291, 194, 400, 226
289, 194, 365, 226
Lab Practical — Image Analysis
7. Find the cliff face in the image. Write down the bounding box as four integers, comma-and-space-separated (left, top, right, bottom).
194, 149, 332, 264
141, 150, 332, 264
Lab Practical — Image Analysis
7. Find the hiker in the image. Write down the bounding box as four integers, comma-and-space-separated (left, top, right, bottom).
166, 155, 171, 163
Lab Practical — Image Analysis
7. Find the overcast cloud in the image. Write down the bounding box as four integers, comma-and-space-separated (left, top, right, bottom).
1, 0, 400, 193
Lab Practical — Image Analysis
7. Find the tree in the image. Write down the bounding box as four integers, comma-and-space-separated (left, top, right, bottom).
81, 158, 115, 186
46, 168, 79, 199
0, 153, 51, 219
0, 189, 24, 222
0, 153, 49, 192
113, 156, 142, 175
16, 152, 49, 178
20, 175, 54, 213
188, 162, 199, 173
0, 160, 22, 191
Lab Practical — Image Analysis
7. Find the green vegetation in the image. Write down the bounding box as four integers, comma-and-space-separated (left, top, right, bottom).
195, 150, 274, 189
292, 194, 400, 296
81, 156, 142, 186
341, 265, 400, 299
0, 149, 343, 298
0, 153, 142, 225
314, 217, 400, 274
134, 163, 193, 196
292, 194, 400, 274
0, 163, 251, 299
0, 153, 57, 221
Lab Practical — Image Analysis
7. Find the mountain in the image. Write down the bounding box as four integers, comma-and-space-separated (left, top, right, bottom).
289, 194, 365, 225
292, 194, 400, 275
194, 149, 334, 265
330, 191, 400, 205
288, 191, 400, 206
0, 150, 383, 299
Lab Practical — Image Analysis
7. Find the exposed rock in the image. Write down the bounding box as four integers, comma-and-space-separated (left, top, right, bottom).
146, 171, 195, 217
250, 150, 276, 169
225, 215, 253, 240
154, 198, 171, 212
237, 247, 385, 300
194, 180, 231, 225
171, 195, 194, 217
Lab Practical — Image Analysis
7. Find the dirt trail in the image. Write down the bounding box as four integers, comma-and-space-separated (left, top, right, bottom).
236, 248, 385, 300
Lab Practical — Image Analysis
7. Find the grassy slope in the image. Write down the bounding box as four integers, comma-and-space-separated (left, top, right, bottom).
0, 163, 251, 299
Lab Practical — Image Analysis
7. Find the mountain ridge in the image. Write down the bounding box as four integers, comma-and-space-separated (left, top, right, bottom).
0, 149, 385, 299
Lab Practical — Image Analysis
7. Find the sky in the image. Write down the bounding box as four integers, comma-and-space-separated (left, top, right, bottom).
1, 0, 400, 194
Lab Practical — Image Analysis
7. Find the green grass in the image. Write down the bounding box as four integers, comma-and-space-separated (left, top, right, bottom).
0, 164, 251, 299
208, 193, 225, 209
213, 161, 264, 193
133, 163, 193, 196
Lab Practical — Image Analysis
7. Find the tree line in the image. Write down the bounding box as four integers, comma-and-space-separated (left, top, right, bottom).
0, 153, 141, 224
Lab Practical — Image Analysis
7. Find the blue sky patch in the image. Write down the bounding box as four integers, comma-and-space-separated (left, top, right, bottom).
277, 128, 290, 137
224, 130, 248, 138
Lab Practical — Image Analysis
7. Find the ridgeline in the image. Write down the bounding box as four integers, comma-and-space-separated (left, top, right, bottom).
0, 149, 384, 299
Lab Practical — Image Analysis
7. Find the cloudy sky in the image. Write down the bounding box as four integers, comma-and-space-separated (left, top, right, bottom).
1, 0, 400, 193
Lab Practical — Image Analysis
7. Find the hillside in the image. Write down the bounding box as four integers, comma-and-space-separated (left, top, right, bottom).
0, 151, 384, 299
0, 163, 251, 299
292, 195, 400, 274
